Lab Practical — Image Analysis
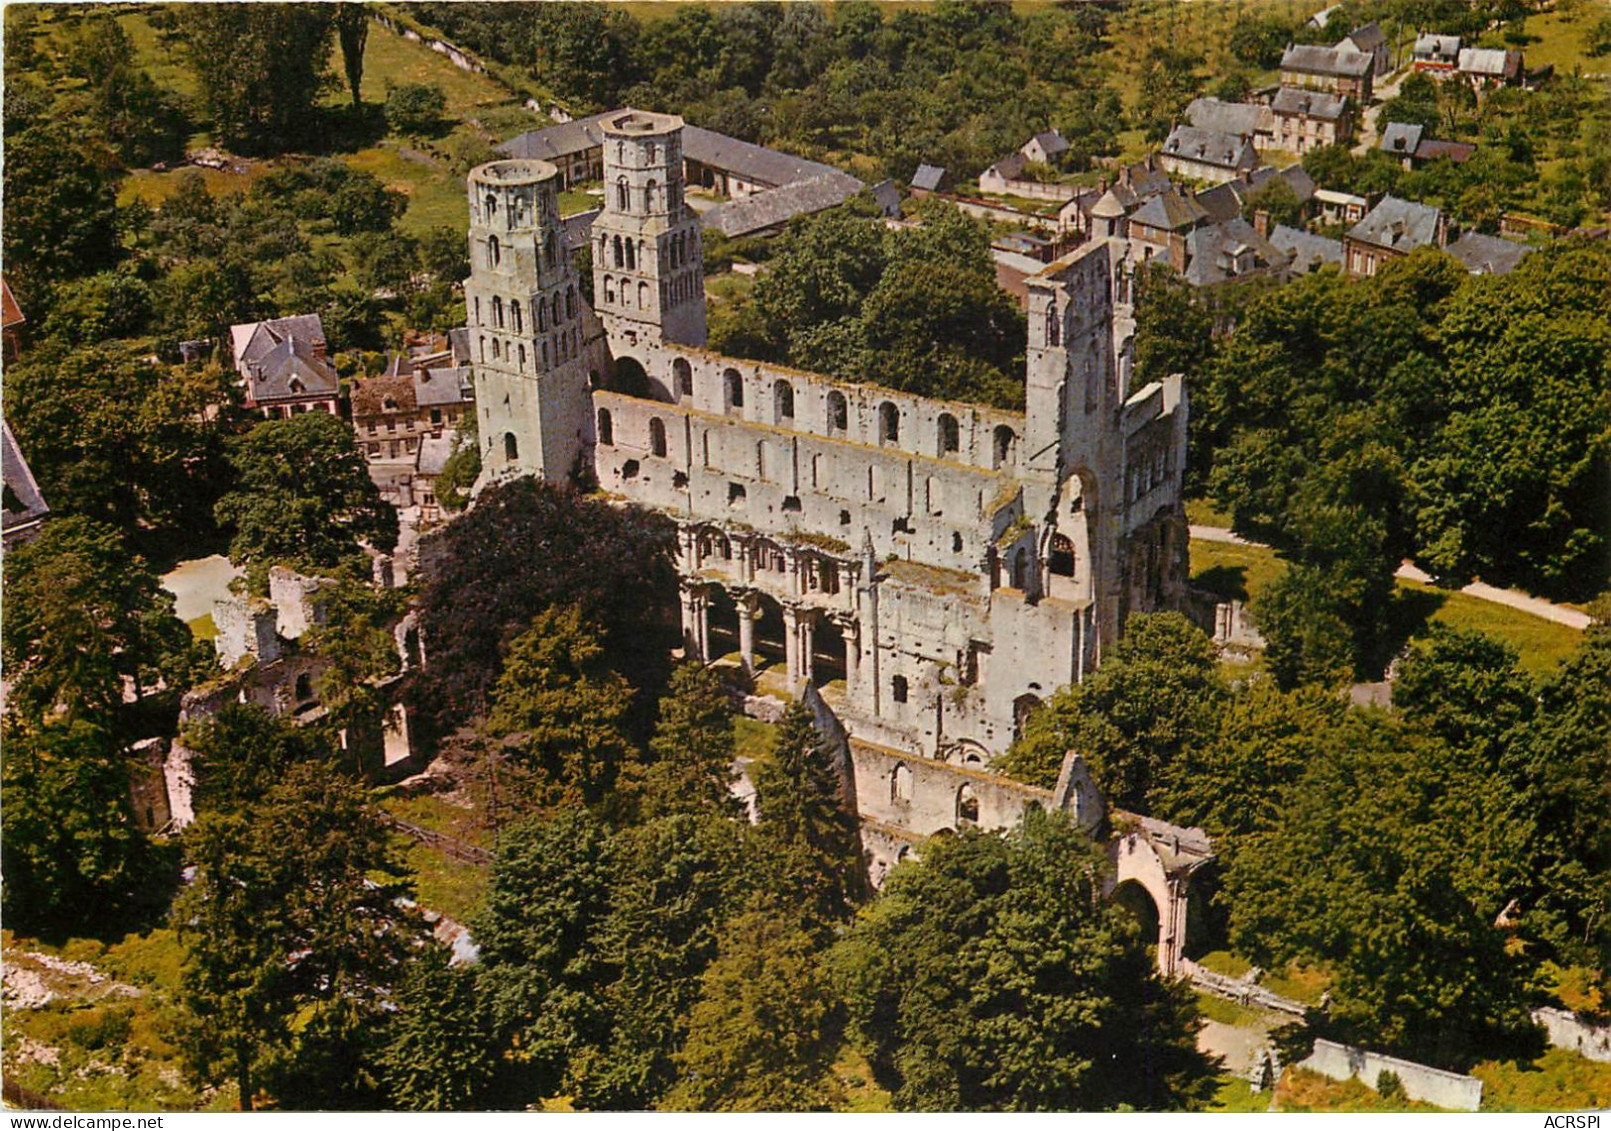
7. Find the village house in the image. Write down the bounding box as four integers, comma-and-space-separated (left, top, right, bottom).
910, 164, 952, 194
1412, 33, 1462, 72
1280, 42, 1375, 102
2, 421, 50, 548
1445, 230, 1532, 275
1179, 217, 1288, 287
1313, 188, 1369, 227
1157, 124, 1259, 185
1124, 188, 1209, 268
1380, 121, 1478, 169
979, 152, 1078, 203
1269, 86, 1352, 153
701, 171, 867, 238
1021, 129, 1071, 166
1337, 21, 1392, 77
229, 314, 341, 419
1184, 97, 1275, 151
1458, 46, 1523, 90
1271, 224, 1346, 274
351, 355, 474, 463
1059, 159, 1173, 240
1343, 195, 1447, 276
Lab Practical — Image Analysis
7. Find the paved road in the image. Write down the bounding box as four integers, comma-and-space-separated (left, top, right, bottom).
1189, 525, 1590, 630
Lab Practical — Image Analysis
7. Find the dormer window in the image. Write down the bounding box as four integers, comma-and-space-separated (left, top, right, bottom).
383, 397, 398, 411
289, 378, 305, 394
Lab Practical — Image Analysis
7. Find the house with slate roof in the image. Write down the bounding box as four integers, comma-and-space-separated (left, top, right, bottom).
1020, 129, 1071, 166
1270, 224, 1345, 274
1281, 42, 1375, 101
1445, 231, 1532, 275
229, 314, 341, 418
1338, 22, 1391, 77
1270, 85, 1353, 153
1125, 188, 1210, 268
1157, 125, 1259, 185
1343, 195, 1447, 276
910, 164, 951, 193
1458, 47, 1523, 90
2, 421, 50, 547
1185, 98, 1273, 148
352, 356, 474, 464
1380, 121, 1426, 166
1413, 34, 1461, 72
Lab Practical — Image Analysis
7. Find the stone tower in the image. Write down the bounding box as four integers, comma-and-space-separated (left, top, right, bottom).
464, 159, 593, 482
590, 110, 707, 349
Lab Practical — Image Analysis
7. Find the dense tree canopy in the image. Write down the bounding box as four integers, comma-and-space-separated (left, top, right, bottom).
714, 199, 1026, 409
214, 410, 398, 584
408, 478, 678, 742
180, 5, 336, 154
833, 809, 1214, 1111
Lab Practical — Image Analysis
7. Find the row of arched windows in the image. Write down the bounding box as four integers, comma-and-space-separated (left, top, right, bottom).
615, 176, 661, 214
596, 410, 669, 460
600, 275, 652, 310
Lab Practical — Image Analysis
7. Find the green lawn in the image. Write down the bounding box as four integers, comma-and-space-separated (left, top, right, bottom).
352, 18, 516, 121
1277, 1067, 1449, 1112
1195, 991, 1283, 1030
1189, 536, 1584, 674
1489, 5, 1611, 75
185, 613, 217, 642
1474, 1048, 1611, 1112
733, 716, 779, 763
1207, 1074, 1270, 1113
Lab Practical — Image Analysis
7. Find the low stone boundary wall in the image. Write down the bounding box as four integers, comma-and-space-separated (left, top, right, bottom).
1180, 958, 1306, 1016
1534, 1007, 1611, 1062
1302, 1038, 1482, 1111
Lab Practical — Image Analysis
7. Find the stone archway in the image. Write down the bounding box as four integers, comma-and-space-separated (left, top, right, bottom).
1104, 815, 1213, 978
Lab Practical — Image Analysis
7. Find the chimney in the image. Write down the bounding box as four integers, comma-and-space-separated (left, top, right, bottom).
1119, 164, 1132, 188
1253, 208, 1270, 238
1169, 232, 1188, 273
1098, 175, 1108, 193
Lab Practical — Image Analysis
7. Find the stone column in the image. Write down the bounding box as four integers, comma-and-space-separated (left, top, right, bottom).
782, 603, 801, 685
678, 582, 707, 661
838, 615, 859, 696
797, 608, 817, 686
736, 590, 759, 673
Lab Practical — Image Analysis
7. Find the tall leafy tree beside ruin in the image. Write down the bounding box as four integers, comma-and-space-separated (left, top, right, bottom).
486, 606, 639, 810
335, 3, 369, 108
833, 808, 1213, 1111
629, 662, 741, 819
751, 700, 865, 934
0, 717, 152, 934
176, 763, 422, 1110
214, 411, 397, 586
2, 516, 205, 730
661, 910, 844, 1111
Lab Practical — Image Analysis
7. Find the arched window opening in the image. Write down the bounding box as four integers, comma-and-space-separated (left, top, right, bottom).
551, 294, 561, 327
492, 296, 504, 328
891, 674, 908, 703
484, 194, 498, 222
879, 402, 899, 445
518, 344, 527, 370
673, 357, 693, 397
773, 380, 795, 422
1012, 546, 1030, 590
1013, 693, 1043, 745
827, 391, 848, 432
504, 432, 519, 462
993, 425, 1016, 470
724, 368, 744, 411
617, 177, 630, 211
1050, 533, 1076, 577
638, 281, 648, 308
957, 784, 980, 826
537, 301, 546, 332
603, 275, 616, 303
625, 240, 636, 270
892, 763, 913, 805
647, 142, 657, 163
597, 409, 614, 446
938, 413, 959, 456
1046, 303, 1061, 347
511, 300, 522, 333
566, 286, 576, 319
474, 295, 481, 325
491, 339, 501, 360
487, 235, 501, 267
649, 417, 667, 458
645, 180, 658, 211
295, 673, 314, 702
755, 440, 768, 481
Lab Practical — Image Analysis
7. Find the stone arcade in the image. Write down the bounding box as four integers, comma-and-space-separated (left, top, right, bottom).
465, 111, 1202, 966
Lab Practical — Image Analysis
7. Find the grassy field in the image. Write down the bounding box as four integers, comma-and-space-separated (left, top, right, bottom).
1484, 4, 1611, 75
733, 715, 780, 762
0, 929, 230, 1112
1474, 1048, 1611, 1111
1188, 535, 1584, 674
1276, 1067, 1449, 1112
1207, 1074, 1270, 1112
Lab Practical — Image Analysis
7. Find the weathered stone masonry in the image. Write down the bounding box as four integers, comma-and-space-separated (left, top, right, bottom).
465, 112, 1198, 936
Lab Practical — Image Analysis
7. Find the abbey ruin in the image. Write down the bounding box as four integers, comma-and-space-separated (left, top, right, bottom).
464, 110, 1202, 951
